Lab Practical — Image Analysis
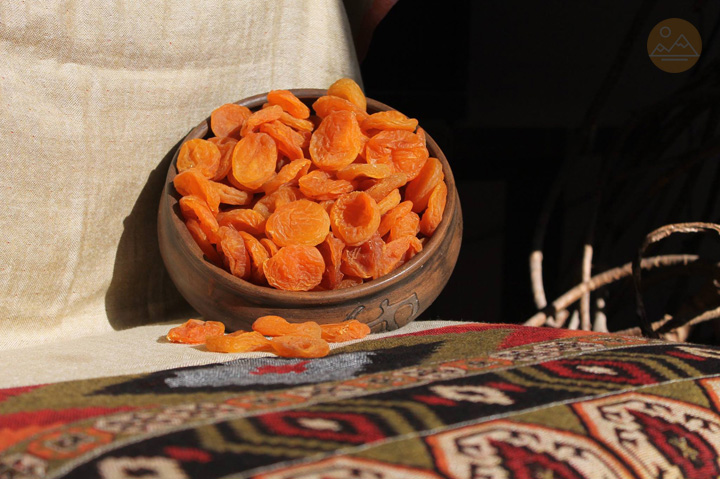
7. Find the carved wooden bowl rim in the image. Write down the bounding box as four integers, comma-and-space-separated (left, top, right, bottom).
163, 88, 458, 307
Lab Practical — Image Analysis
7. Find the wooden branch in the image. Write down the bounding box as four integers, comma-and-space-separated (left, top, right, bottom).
525, 254, 704, 327
633, 223, 720, 337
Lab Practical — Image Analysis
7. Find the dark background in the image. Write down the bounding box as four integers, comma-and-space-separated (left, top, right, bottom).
359, 1, 720, 336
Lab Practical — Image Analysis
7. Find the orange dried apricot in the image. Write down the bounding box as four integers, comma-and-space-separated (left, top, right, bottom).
238, 231, 270, 284
327, 77, 367, 111
179, 195, 220, 244
176, 78, 448, 291
317, 232, 345, 289
270, 335, 330, 358
388, 210, 420, 242
335, 163, 392, 182
252, 315, 322, 338
210, 103, 251, 139
363, 173, 408, 203
309, 110, 364, 171
419, 180, 447, 236
259, 120, 305, 160
207, 136, 237, 181
298, 170, 355, 201
379, 235, 423, 277
167, 319, 225, 344
320, 319, 371, 342
405, 157, 444, 213
217, 226, 251, 280
260, 237, 279, 257
267, 90, 311, 119
378, 201, 413, 237
263, 244, 325, 291
330, 191, 381, 246
205, 330, 273, 353
231, 132, 278, 190
217, 209, 267, 236
377, 188, 401, 215
213, 182, 252, 206
240, 104, 284, 137
361, 110, 418, 133
261, 159, 311, 195
311, 95, 369, 122
265, 199, 330, 247
173, 169, 221, 214
365, 130, 428, 181
177, 138, 221, 179
340, 233, 383, 279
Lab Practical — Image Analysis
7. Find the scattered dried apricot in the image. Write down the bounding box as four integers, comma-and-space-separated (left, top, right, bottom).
205, 330, 273, 353
167, 319, 225, 344
270, 335, 330, 358
320, 319, 371, 342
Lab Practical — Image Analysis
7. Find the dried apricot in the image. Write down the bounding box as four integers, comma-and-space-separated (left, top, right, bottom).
270, 335, 330, 358
320, 319, 371, 342
263, 244, 325, 291
259, 120, 305, 160
388, 210, 420, 242
253, 185, 305, 219
179, 195, 220, 244
252, 315, 322, 338
298, 170, 355, 201
377, 188, 401, 215
278, 111, 314, 132
177, 138, 221, 179
309, 110, 364, 171
167, 319, 225, 344
379, 235, 423, 277
363, 173, 408, 203
238, 231, 270, 284
327, 77, 367, 111
262, 159, 311, 195
260, 237, 280, 257
265, 199, 330, 247
210, 103, 251, 139
207, 136, 237, 181
217, 226, 251, 280
311, 95, 369, 122
205, 330, 273, 353
378, 201, 413, 237
267, 90, 310, 119
405, 157, 444, 213
419, 180, 447, 236
335, 163, 392, 182
365, 130, 428, 180
340, 233, 383, 279
173, 169, 221, 214
185, 218, 222, 266
240, 104, 284, 137
231, 132, 278, 190
213, 182, 252, 206
361, 110, 418, 133
317, 232, 345, 289
217, 209, 267, 236
330, 191, 381, 246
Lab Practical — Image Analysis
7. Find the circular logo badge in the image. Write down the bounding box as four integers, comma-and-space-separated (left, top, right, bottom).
648, 18, 702, 73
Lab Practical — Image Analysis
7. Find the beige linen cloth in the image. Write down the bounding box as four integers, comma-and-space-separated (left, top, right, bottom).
0, 1, 361, 386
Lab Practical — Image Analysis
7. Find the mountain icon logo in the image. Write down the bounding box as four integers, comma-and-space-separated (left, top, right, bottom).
647, 19, 702, 73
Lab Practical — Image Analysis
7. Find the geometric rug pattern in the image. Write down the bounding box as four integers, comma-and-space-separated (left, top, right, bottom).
3, 322, 720, 478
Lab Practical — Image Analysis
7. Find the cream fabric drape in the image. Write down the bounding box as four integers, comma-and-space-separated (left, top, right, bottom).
0, 1, 361, 351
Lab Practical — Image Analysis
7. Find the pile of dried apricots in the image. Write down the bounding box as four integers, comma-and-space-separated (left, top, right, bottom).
174, 78, 447, 291
166, 317, 371, 358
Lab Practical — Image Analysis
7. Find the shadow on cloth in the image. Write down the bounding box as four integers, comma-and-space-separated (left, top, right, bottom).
105, 139, 192, 330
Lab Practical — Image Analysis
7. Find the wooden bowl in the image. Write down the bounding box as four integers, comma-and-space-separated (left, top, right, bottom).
157, 89, 462, 332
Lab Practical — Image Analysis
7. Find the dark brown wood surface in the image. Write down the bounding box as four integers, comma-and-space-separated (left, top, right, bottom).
157, 89, 463, 332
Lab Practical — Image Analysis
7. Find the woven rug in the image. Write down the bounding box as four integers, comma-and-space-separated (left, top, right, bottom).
3, 321, 720, 478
